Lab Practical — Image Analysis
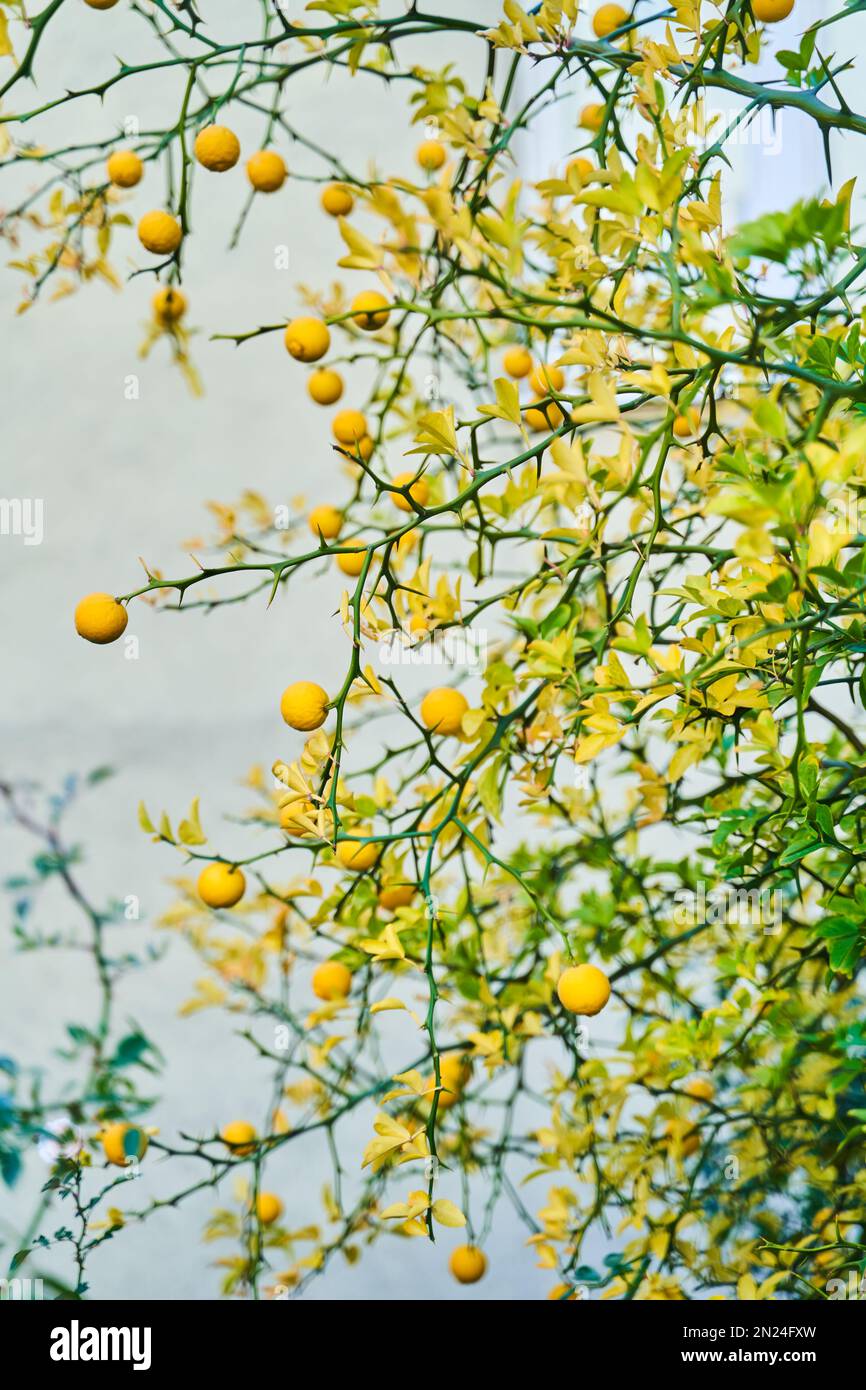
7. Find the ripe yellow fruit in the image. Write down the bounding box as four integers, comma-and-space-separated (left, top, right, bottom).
246, 149, 287, 192
389, 471, 429, 511
420, 687, 468, 737
358, 435, 375, 462
312, 960, 352, 1001
321, 183, 354, 216
221, 1120, 257, 1155
279, 799, 321, 837
280, 681, 330, 731
593, 4, 628, 37
350, 291, 390, 331
284, 316, 330, 363
101, 1122, 148, 1167
308, 368, 344, 405
106, 149, 143, 187
431, 1054, 472, 1110
255, 1192, 284, 1225
529, 363, 565, 396
332, 409, 368, 445
673, 407, 701, 439
194, 124, 240, 172
449, 1245, 487, 1284
503, 345, 533, 379
524, 401, 564, 432
336, 546, 366, 577
308, 505, 342, 540
416, 139, 447, 171
84, 0, 120, 8
567, 156, 593, 183
137, 210, 182, 256
335, 831, 380, 872
684, 1077, 715, 1102
556, 963, 611, 1015
153, 286, 187, 323
198, 862, 246, 909
663, 1118, 700, 1157
579, 103, 605, 131
752, 0, 794, 19
378, 881, 416, 911
74, 592, 128, 644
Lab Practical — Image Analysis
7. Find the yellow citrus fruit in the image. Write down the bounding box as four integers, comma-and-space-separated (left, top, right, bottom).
106, 150, 143, 187
503, 345, 533, 379
416, 139, 447, 170
198, 862, 246, 909
246, 149, 287, 192
529, 363, 565, 396
593, 4, 628, 37
752, 0, 794, 19
684, 1077, 715, 1102
312, 960, 352, 1001
153, 286, 187, 323
321, 183, 354, 216
350, 290, 390, 331
336, 546, 366, 577
449, 1245, 487, 1284
255, 1192, 284, 1225
420, 687, 468, 737
525, 401, 564, 431
389, 472, 429, 511
221, 1120, 257, 1155
279, 800, 320, 837
580, 103, 605, 131
663, 1118, 700, 1157
556, 963, 611, 1015
194, 124, 240, 172
430, 1054, 471, 1110
567, 156, 593, 183
332, 409, 368, 445
284, 316, 330, 363
84, 0, 120, 8
280, 681, 330, 731
335, 831, 379, 872
378, 881, 416, 911
308, 505, 342, 540
137, 210, 182, 255
357, 435, 374, 461
74, 592, 128, 644
308, 368, 344, 405
673, 407, 700, 439
101, 1122, 148, 1167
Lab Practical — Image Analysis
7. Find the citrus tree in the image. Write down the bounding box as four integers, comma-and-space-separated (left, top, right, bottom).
3, 0, 866, 1300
